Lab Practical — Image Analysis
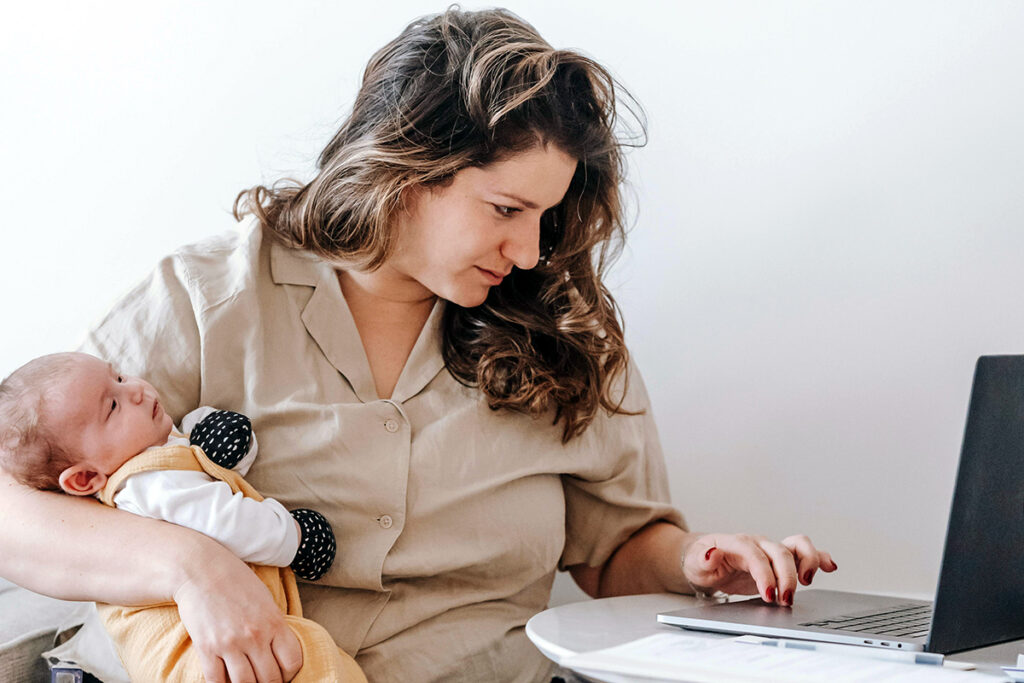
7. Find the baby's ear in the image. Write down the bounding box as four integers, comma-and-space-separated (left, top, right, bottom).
58, 465, 107, 496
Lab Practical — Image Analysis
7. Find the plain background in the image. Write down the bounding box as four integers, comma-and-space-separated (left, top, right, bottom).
2, 1, 1023, 608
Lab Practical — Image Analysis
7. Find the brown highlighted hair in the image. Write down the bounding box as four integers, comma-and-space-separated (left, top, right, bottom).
0, 354, 78, 490
234, 7, 645, 441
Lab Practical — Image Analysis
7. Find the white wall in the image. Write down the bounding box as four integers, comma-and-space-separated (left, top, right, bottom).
3, 2, 1022, 607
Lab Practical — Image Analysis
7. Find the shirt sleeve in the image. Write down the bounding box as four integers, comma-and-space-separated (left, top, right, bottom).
77, 253, 202, 424
558, 359, 687, 570
113, 469, 300, 567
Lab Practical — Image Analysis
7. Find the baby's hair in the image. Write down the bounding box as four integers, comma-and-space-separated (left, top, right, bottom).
0, 353, 80, 490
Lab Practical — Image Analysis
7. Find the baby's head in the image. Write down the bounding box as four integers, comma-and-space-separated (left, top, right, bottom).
0, 352, 173, 495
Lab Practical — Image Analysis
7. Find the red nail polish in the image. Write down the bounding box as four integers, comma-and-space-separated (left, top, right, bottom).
766, 586, 776, 602
783, 589, 793, 605
831, 561, 838, 570
802, 571, 812, 584
705, 547, 716, 562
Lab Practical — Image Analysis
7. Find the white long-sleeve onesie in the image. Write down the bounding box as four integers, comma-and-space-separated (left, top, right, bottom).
107, 406, 300, 567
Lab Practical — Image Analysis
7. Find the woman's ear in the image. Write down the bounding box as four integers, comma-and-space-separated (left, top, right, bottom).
58, 465, 107, 496
398, 183, 425, 214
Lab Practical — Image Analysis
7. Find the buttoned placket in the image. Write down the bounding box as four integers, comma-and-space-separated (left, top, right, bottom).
375, 399, 409, 533
278, 244, 445, 585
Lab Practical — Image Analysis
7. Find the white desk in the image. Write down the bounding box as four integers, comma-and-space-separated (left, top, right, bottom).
526, 594, 1024, 682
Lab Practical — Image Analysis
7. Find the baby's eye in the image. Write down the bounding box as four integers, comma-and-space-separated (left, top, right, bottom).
110, 399, 118, 414
117, 376, 123, 383
493, 205, 520, 218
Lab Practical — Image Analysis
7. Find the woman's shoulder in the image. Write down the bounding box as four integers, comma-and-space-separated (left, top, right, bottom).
172, 222, 326, 310
176, 223, 258, 261
165, 221, 275, 312
175, 218, 259, 270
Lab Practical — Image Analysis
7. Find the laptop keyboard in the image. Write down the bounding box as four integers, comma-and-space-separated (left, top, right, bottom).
800, 602, 932, 638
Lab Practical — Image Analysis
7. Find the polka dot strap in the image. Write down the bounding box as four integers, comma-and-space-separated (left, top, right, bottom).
189, 410, 252, 470
290, 508, 337, 581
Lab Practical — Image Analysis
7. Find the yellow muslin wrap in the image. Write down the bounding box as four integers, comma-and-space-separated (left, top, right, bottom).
96, 444, 367, 682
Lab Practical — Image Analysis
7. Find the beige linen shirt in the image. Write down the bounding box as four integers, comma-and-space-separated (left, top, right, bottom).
80, 223, 685, 683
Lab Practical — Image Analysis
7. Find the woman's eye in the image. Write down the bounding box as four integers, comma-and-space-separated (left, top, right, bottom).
494, 205, 520, 218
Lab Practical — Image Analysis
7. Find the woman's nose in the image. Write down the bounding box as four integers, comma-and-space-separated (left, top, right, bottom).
500, 219, 541, 271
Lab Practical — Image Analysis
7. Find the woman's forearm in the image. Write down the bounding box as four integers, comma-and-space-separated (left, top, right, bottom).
571, 523, 839, 603
570, 521, 697, 597
0, 470, 235, 604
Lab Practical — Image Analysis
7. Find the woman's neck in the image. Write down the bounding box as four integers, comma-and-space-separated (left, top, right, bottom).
336, 267, 437, 400
336, 266, 436, 324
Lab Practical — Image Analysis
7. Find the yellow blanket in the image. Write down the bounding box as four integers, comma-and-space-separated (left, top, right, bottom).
96, 444, 366, 682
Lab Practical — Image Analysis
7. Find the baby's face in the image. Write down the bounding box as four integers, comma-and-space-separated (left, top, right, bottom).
53, 353, 174, 477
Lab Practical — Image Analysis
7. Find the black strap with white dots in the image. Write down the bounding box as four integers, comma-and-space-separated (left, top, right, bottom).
290, 508, 337, 581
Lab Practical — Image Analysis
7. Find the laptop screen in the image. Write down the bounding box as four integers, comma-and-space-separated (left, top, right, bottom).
928, 355, 1024, 654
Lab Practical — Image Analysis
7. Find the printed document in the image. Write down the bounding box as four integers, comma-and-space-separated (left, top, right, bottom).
562, 633, 999, 682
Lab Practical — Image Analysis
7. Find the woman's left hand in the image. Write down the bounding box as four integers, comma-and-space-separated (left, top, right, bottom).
681, 533, 838, 606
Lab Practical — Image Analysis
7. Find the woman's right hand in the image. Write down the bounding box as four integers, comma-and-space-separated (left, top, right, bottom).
174, 559, 303, 683
682, 532, 837, 605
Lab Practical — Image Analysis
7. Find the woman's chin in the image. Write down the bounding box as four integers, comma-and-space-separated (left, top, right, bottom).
445, 286, 491, 308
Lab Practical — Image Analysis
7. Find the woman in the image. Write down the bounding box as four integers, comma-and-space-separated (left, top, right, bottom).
0, 8, 835, 682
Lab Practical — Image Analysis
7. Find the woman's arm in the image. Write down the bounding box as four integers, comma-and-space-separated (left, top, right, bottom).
0, 469, 303, 682
0, 471, 196, 601
569, 521, 837, 606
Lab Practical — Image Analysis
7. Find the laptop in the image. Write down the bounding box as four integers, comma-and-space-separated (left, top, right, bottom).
658, 355, 1024, 655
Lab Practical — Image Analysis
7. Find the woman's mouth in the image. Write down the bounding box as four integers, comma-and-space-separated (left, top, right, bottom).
476, 267, 504, 285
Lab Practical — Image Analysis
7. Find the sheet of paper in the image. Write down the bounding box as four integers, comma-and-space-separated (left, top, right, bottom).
562, 633, 1000, 682
1001, 654, 1024, 681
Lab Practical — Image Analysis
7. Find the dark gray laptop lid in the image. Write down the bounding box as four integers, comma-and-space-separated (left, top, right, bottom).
928, 355, 1024, 654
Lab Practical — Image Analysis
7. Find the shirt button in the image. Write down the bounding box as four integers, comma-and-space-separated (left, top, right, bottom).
378, 515, 393, 529
384, 419, 399, 433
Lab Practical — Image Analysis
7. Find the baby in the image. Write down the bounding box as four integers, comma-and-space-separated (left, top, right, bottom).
0, 351, 366, 683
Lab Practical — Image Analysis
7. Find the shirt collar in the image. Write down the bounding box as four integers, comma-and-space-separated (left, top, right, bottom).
270, 237, 447, 404
270, 238, 324, 287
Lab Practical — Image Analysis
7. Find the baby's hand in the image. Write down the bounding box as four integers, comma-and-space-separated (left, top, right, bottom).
289, 509, 336, 581
189, 410, 252, 469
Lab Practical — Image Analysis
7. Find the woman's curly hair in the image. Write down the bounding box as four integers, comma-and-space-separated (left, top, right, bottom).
235, 7, 646, 442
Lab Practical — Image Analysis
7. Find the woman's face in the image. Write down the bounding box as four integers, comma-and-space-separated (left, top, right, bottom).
388, 143, 578, 307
